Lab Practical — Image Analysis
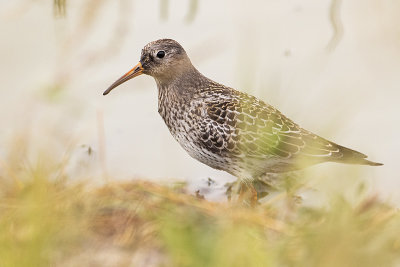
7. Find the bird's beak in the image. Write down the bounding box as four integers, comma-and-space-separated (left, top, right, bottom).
103, 62, 144, 95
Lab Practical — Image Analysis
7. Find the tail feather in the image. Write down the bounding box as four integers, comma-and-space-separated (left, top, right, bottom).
359, 159, 384, 166
332, 144, 383, 166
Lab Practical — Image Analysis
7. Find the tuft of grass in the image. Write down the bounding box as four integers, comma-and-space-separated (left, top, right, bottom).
0, 144, 399, 266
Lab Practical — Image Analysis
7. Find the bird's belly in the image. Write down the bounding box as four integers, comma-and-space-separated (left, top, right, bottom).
171, 124, 231, 170
161, 113, 232, 172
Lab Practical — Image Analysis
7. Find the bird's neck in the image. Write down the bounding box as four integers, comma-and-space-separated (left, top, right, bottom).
155, 66, 212, 124
155, 66, 208, 100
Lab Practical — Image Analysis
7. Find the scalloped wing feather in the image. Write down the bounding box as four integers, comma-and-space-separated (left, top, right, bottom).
198, 87, 380, 171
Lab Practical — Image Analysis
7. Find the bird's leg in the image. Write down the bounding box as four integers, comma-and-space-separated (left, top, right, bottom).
248, 183, 258, 207
226, 177, 277, 206
236, 180, 258, 207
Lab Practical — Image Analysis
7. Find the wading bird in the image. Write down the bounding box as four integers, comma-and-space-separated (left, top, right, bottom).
103, 39, 382, 204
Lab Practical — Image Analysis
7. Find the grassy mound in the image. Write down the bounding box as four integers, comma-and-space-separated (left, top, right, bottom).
0, 154, 399, 267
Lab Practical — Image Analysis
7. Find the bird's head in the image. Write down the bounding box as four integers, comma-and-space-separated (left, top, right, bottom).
103, 39, 192, 95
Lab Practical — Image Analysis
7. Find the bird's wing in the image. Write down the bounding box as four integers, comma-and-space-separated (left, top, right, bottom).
199, 88, 365, 164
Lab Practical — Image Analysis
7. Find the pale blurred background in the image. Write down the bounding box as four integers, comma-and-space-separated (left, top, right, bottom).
1, 0, 399, 202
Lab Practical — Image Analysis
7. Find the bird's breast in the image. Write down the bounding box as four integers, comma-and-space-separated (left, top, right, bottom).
158, 97, 197, 141
157, 96, 235, 172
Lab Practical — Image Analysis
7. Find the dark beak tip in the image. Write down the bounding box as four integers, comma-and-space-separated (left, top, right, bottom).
103, 87, 113, 96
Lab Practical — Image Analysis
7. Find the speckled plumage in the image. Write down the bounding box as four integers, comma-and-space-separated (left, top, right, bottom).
104, 39, 382, 182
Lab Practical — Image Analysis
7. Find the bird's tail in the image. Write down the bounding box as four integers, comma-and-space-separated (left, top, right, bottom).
359, 159, 383, 166
332, 144, 383, 166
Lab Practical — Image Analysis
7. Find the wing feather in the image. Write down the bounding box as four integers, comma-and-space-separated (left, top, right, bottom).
198, 87, 378, 167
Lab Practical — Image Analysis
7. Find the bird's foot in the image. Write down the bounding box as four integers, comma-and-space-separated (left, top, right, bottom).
226, 181, 259, 207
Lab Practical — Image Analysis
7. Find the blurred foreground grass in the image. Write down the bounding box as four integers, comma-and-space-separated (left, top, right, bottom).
0, 148, 399, 267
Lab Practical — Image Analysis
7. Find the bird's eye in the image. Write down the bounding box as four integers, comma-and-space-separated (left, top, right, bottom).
156, 51, 165, 58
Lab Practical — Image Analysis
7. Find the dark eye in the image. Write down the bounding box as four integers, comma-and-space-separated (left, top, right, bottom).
156, 51, 165, 58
